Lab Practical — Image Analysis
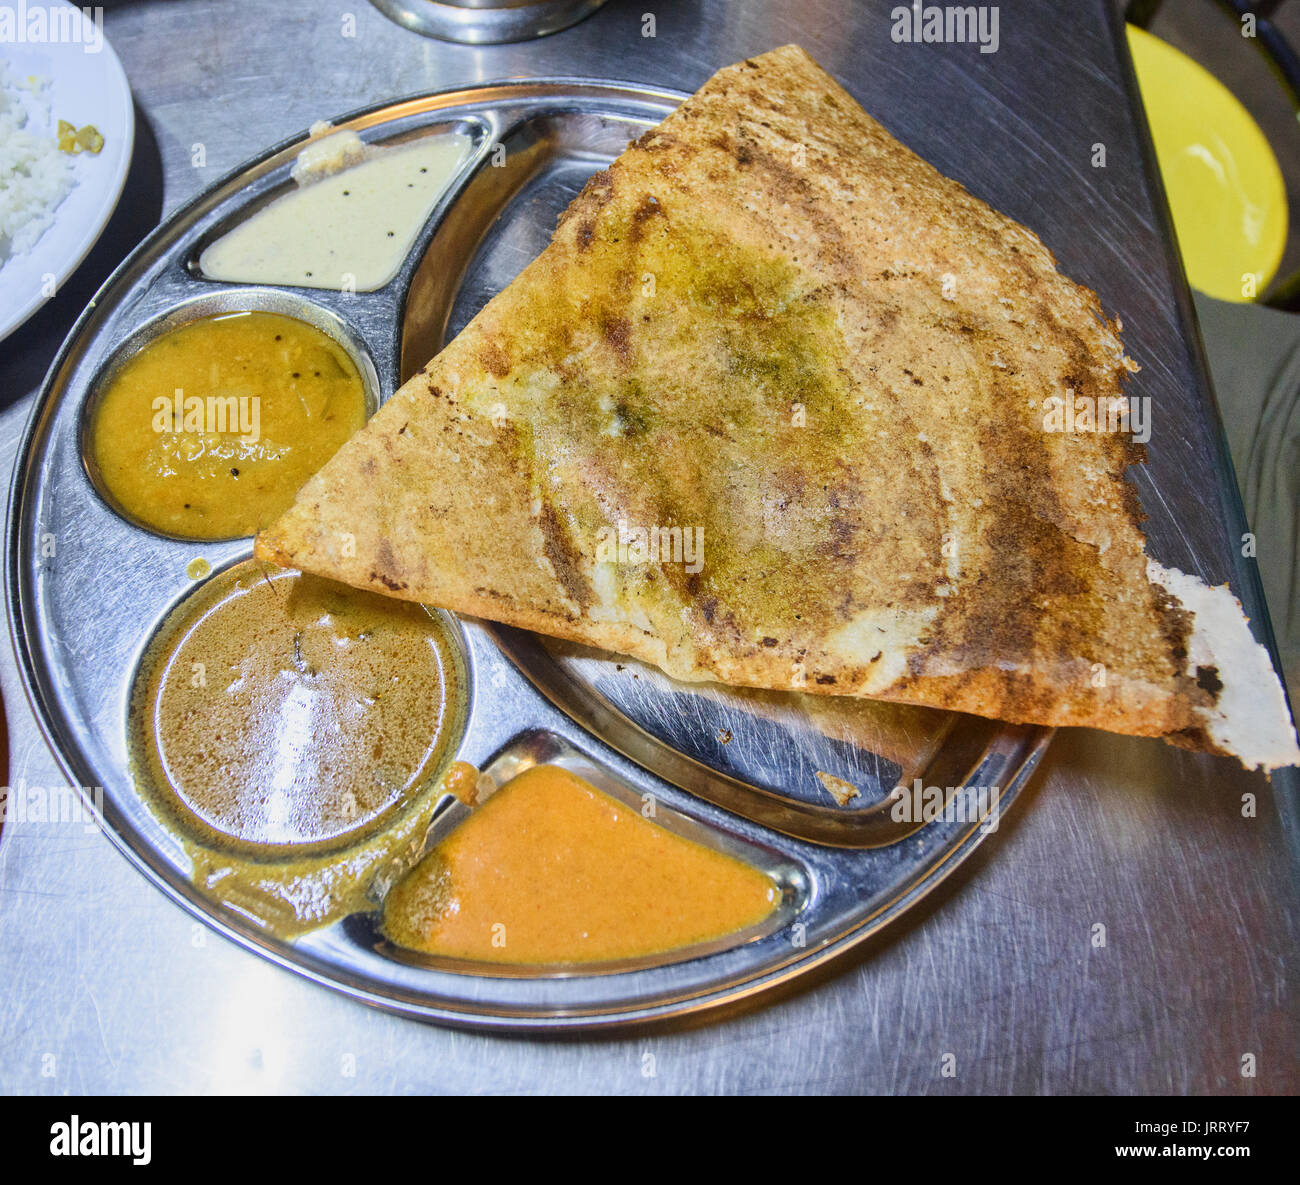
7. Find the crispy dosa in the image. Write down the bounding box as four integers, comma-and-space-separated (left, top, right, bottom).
258, 45, 1299, 772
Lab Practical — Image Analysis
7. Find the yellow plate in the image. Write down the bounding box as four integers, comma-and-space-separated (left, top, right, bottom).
1127, 23, 1288, 302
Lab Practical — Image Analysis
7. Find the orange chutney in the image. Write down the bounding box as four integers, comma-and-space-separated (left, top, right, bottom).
382, 764, 779, 964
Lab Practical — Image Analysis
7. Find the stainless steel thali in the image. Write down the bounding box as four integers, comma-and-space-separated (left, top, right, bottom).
5, 79, 1053, 1030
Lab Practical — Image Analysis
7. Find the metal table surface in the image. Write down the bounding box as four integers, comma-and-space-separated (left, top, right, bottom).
0, 0, 1296, 1094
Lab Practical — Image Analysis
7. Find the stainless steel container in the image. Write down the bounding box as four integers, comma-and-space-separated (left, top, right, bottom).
369, 0, 610, 44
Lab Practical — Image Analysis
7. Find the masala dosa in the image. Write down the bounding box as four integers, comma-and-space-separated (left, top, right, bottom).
257, 45, 1299, 772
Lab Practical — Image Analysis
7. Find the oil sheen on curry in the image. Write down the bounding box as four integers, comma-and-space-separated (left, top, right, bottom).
92, 311, 368, 540
130, 560, 463, 935
383, 763, 779, 964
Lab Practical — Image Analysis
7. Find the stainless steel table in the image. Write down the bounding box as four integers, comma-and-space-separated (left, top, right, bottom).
0, 0, 1295, 1094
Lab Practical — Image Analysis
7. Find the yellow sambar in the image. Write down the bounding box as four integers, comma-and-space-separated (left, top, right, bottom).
91, 311, 369, 539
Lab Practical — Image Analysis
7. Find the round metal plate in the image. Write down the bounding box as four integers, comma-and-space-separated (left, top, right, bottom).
5, 79, 1053, 1030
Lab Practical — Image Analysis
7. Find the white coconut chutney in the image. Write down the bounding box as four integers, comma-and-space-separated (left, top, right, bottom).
200, 131, 471, 292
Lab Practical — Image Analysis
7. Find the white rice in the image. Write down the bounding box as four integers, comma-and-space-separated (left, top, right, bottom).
0, 59, 76, 269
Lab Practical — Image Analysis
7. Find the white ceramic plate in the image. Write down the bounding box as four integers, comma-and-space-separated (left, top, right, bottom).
0, 2, 133, 343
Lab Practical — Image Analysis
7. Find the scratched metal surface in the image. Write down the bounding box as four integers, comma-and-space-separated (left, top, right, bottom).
0, 0, 1296, 1092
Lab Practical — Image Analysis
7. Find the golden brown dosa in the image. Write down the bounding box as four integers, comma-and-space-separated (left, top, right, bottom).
258, 45, 1298, 772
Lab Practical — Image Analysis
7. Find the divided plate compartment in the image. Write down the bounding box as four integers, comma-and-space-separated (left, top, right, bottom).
5, 80, 1053, 1029
348, 728, 809, 978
